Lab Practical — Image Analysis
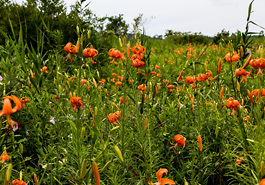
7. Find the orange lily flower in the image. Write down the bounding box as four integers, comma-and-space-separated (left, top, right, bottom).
170, 134, 186, 148
167, 85, 174, 90
12, 179, 27, 185
115, 81, 122, 86
20, 97, 29, 106
69, 93, 83, 110
138, 84, 147, 91
80, 79, 87, 85
107, 111, 121, 125
0, 95, 22, 129
225, 97, 241, 115
83, 46, 98, 64
225, 52, 240, 62
155, 65, 160, 69
99, 78, 106, 85
109, 48, 123, 65
132, 43, 145, 54
185, 76, 196, 84
0, 151, 10, 162
64, 42, 77, 62
148, 168, 175, 185
251, 88, 265, 101
260, 179, 265, 185
40, 66, 48, 72
132, 59, 145, 68
235, 68, 250, 77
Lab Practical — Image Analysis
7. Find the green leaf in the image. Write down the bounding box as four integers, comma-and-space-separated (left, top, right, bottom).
247, 0, 254, 22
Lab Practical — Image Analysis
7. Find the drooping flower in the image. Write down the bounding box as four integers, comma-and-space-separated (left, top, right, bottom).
69, 93, 83, 110
225, 52, 240, 62
107, 111, 121, 125
185, 76, 196, 84
64, 42, 77, 62
234, 68, 250, 78
80, 79, 87, 85
109, 48, 124, 65
40, 66, 48, 73
170, 134, 186, 148
225, 97, 241, 115
132, 43, 145, 54
0, 151, 9, 162
83, 46, 98, 64
138, 84, 147, 91
251, 88, 265, 101
148, 168, 175, 185
0, 95, 22, 129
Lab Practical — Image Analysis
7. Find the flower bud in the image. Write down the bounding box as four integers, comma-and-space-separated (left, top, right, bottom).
92, 161, 100, 185
76, 25, 79, 35
80, 159, 87, 180
19, 143, 23, 154
80, 127, 86, 141
34, 173, 38, 185
88, 29, 91, 39
112, 103, 120, 111
114, 145, 124, 162
101, 160, 112, 172
119, 37, 122, 47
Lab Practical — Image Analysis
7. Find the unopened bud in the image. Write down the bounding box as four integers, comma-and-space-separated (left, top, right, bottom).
34, 173, 38, 185
92, 161, 100, 185
76, 25, 79, 35
88, 30, 91, 39
112, 103, 120, 111
119, 38, 122, 47
19, 143, 23, 154
80, 159, 87, 180
240, 46, 244, 58
80, 127, 85, 141
114, 145, 124, 162
101, 160, 112, 172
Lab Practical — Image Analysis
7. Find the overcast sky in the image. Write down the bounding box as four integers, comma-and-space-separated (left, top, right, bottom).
15, 0, 265, 37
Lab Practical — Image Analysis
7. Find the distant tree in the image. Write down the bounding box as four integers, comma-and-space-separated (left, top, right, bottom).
212, 29, 230, 44
106, 14, 129, 37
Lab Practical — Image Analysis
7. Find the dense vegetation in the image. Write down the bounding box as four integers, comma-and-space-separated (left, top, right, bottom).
1, 0, 265, 184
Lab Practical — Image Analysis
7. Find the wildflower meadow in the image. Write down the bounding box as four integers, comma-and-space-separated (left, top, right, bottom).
1, 0, 265, 184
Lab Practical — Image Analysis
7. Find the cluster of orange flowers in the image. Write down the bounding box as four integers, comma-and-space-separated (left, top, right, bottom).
196, 70, 212, 82
131, 43, 145, 68
107, 111, 121, 125
64, 42, 99, 64
225, 52, 240, 62
137, 84, 147, 91
40, 66, 48, 73
225, 97, 241, 115
69, 93, 83, 110
12, 179, 27, 185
